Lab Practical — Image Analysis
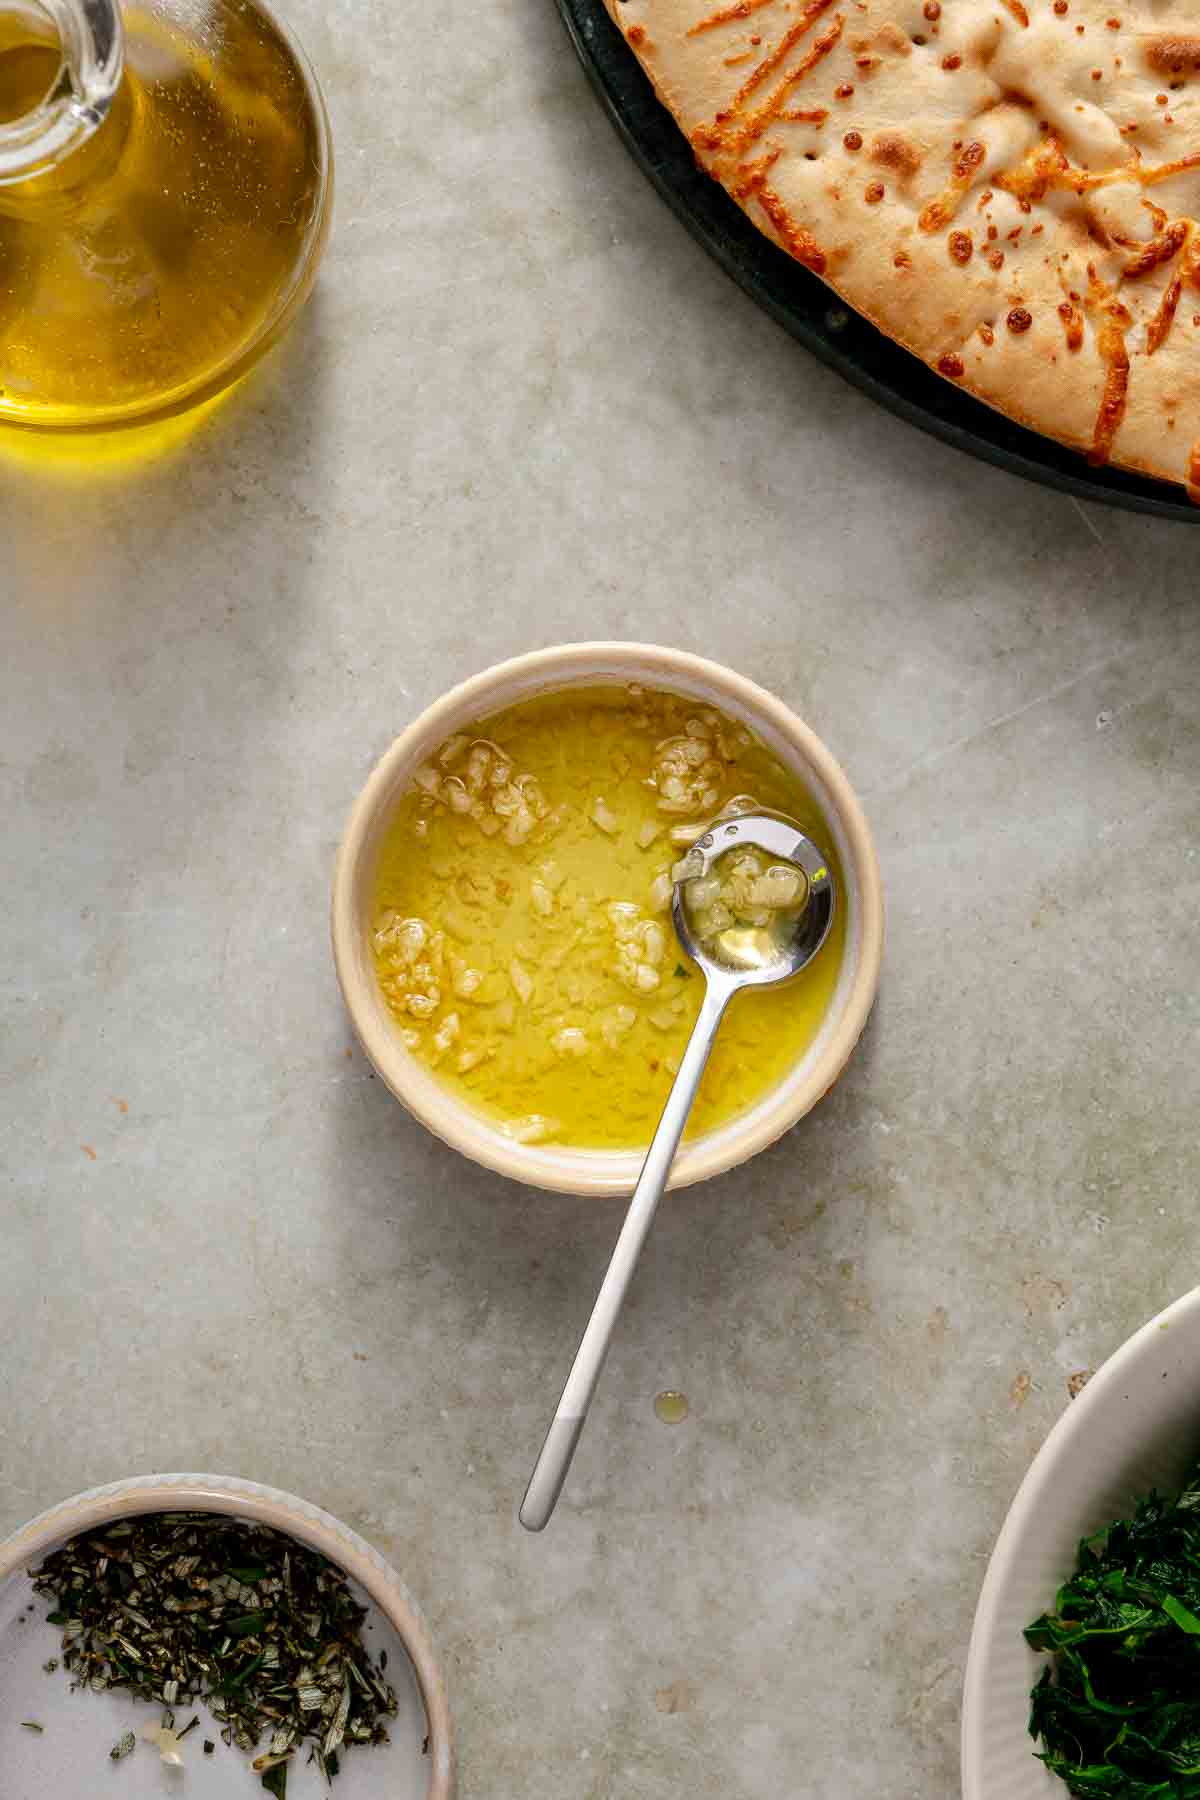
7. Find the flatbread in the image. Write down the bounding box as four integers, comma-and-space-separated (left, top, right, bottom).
602, 0, 1200, 493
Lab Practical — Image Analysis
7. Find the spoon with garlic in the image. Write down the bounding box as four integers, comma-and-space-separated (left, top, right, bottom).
519, 812, 835, 1530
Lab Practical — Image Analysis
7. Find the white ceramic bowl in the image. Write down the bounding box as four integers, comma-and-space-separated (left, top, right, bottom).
0, 1474, 454, 1798
332, 642, 884, 1197
962, 1286, 1200, 1800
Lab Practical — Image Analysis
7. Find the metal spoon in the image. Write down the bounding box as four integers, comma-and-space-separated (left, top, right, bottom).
519, 812, 836, 1532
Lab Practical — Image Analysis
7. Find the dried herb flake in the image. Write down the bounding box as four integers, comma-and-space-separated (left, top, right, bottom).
31, 1513, 398, 1788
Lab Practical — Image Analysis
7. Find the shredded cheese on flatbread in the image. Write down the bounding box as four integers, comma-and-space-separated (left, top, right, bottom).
606, 0, 1200, 491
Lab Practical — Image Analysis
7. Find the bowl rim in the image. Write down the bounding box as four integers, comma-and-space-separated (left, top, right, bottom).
331, 641, 884, 1196
0, 1472, 454, 1798
960, 1283, 1200, 1800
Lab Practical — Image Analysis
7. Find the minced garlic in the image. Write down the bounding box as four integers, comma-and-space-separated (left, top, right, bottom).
680, 845, 811, 968
371, 685, 845, 1150
142, 1722, 186, 1767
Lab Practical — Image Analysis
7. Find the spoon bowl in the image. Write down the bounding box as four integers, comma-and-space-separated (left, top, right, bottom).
671, 812, 836, 987
519, 813, 838, 1531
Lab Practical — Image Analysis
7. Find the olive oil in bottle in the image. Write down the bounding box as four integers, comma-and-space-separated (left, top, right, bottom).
0, 0, 331, 428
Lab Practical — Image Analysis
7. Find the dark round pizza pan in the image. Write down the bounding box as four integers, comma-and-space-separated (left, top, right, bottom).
558, 0, 1198, 523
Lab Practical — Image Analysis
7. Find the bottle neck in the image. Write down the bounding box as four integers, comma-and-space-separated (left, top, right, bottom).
0, 0, 123, 185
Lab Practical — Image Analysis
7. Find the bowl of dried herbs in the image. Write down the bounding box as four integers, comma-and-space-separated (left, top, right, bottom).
962, 1286, 1200, 1800
0, 1474, 454, 1798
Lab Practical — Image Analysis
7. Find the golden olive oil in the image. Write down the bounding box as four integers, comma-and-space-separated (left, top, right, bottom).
0, 0, 328, 426
654, 1391, 690, 1424
372, 685, 847, 1151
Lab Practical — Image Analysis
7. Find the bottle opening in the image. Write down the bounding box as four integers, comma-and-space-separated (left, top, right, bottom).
0, 3, 64, 126
0, 0, 123, 184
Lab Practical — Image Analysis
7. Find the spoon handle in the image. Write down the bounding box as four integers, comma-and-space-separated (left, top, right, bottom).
519, 977, 733, 1532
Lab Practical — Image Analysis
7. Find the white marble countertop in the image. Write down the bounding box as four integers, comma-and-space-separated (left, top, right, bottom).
5, 2, 1200, 1794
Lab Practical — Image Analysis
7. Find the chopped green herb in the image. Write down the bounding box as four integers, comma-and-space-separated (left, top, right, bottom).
218, 1650, 267, 1696
42, 1658, 58, 1674
20, 1721, 44, 1733
110, 1731, 136, 1761
31, 1514, 398, 1783
1027, 1461, 1200, 1796
226, 1611, 269, 1638
177, 1716, 200, 1741
674, 964, 691, 979
1162, 1592, 1200, 1636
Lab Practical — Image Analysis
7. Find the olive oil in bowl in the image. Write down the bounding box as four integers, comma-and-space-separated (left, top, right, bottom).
371, 683, 847, 1152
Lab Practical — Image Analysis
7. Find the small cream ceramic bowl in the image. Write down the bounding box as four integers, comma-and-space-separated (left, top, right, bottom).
332, 642, 884, 1197
0, 1474, 454, 1798
962, 1286, 1200, 1800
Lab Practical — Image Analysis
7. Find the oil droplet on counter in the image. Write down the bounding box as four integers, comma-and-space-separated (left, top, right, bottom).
654, 1390, 689, 1424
